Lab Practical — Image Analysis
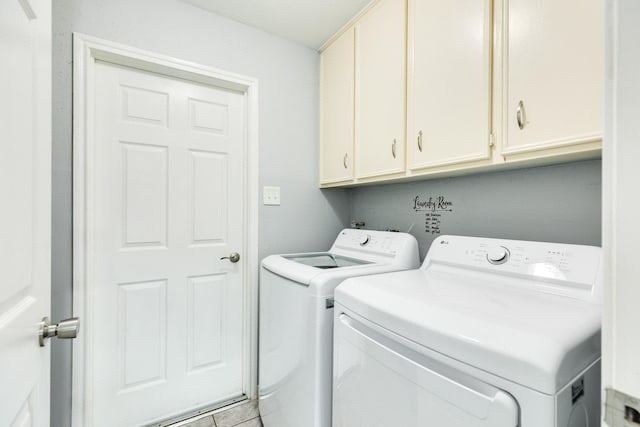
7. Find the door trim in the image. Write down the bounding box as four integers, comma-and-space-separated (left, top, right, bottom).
71, 33, 260, 427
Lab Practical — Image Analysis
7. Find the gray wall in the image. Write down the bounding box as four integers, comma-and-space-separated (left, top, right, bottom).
52, 1, 350, 425
350, 160, 602, 259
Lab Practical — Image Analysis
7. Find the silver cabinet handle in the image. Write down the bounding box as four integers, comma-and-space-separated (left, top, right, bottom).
39, 316, 80, 346
391, 139, 397, 159
343, 153, 348, 169
221, 252, 240, 263
417, 130, 423, 152
517, 100, 526, 130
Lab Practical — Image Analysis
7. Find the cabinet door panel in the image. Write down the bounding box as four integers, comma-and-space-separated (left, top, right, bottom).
503, 0, 602, 154
355, 0, 406, 179
408, 0, 492, 170
320, 28, 355, 185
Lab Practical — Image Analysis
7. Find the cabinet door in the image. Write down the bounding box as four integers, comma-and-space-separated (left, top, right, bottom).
408, 0, 492, 171
355, 0, 406, 179
503, 0, 602, 156
320, 27, 355, 185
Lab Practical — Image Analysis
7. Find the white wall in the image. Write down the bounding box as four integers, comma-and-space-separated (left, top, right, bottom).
603, 0, 640, 419
52, 1, 350, 425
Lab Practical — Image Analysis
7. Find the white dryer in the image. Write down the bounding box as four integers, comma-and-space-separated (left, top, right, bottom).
333, 235, 602, 427
258, 228, 419, 427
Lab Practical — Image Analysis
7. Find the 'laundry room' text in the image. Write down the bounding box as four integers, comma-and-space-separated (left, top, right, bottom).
413, 196, 453, 212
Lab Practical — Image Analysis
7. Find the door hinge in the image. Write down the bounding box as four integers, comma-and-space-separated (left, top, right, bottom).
489, 133, 495, 148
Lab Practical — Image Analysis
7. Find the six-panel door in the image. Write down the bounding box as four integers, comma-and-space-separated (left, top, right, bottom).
88, 61, 246, 426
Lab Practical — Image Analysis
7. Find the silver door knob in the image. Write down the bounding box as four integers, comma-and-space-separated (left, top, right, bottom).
39, 316, 80, 347
220, 252, 240, 263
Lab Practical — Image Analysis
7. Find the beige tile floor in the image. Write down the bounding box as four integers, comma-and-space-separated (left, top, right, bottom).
172, 400, 262, 427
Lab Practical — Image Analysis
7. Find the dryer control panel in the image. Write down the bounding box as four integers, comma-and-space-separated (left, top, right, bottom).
425, 235, 602, 301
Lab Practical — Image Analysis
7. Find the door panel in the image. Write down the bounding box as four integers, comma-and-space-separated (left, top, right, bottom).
117, 279, 168, 391
121, 142, 168, 247
89, 62, 245, 426
187, 275, 227, 371
0, 0, 51, 425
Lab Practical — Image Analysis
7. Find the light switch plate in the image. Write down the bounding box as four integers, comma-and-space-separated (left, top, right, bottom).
263, 186, 280, 205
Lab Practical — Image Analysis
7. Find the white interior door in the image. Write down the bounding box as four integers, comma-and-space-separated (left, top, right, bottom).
0, 0, 51, 425
85, 60, 246, 426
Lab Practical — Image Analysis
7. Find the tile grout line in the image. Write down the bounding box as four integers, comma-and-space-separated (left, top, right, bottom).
228, 415, 262, 427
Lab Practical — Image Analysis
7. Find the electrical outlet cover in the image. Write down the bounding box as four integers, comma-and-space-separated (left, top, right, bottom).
263, 186, 280, 206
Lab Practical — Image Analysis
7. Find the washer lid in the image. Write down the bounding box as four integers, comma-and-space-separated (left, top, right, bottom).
335, 267, 601, 395
260, 229, 420, 292
262, 252, 414, 296
282, 253, 371, 269
262, 252, 373, 285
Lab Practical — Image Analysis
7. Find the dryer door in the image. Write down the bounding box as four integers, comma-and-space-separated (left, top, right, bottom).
333, 313, 519, 427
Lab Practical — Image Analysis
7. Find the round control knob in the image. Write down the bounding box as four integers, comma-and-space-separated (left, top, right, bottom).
359, 234, 371, 246
487, 246, 509, 265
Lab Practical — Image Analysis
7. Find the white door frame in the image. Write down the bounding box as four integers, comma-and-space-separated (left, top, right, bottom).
71, 33, 260, 426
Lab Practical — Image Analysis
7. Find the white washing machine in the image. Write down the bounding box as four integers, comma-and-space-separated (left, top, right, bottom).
333, 235, 602, 427
258, 228, 419, 427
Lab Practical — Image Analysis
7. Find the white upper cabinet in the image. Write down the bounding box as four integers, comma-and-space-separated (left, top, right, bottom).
355, 0, 406, 179
407, 0, 493, 171
320, 27, 355, 185
501, 0, 603, 157
318, 0, 603, 187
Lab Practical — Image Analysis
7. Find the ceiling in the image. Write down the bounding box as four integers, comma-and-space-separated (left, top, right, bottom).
181, 0, 372, 50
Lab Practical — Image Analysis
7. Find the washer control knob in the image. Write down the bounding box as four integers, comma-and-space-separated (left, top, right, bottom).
359, 234, 371, 246
487, 246, 509, 265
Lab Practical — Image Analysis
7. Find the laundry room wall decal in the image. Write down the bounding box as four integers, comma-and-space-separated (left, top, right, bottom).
412, 196, 454, 235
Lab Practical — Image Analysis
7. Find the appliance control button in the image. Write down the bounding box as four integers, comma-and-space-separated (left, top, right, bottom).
359, 234, 371, 246
487, 246, 509, 265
